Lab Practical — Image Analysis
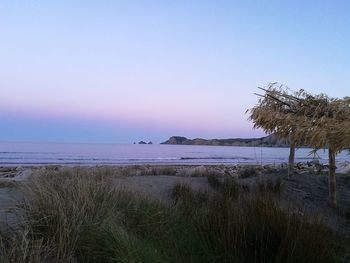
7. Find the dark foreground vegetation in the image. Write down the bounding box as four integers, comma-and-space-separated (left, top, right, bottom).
0, 169, 347, 262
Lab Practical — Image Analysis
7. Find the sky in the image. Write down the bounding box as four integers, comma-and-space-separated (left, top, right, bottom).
1, 0, 350, 143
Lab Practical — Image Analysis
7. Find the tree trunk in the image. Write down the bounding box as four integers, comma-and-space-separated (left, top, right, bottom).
288, 139, 295, 179
328, 146, 337, 208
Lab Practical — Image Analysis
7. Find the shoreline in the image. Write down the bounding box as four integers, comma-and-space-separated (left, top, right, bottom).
1, 142, 349, 171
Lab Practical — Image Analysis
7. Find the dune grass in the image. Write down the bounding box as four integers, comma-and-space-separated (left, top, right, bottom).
0, 168, 345, 262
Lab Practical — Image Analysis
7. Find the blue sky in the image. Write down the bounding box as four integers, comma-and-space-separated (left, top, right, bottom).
1, 1, 349, 143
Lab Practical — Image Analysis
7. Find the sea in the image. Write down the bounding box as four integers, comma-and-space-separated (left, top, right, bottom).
0, 142, 348, 167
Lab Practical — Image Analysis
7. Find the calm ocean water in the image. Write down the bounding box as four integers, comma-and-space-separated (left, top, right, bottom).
0, 142, 348, 167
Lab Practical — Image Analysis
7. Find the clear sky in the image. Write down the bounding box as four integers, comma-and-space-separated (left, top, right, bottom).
1, 1, 349, 143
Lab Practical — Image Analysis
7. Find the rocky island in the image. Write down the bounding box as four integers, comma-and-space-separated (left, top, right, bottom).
161, 134, 291, 147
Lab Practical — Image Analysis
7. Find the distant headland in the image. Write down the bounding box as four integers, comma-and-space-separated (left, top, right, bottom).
161, 134, 290, 147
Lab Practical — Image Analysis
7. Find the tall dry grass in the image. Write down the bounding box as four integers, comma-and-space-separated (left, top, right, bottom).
172, 180, 339, 263
0, 168, 345, 262
16, 168, 117, 261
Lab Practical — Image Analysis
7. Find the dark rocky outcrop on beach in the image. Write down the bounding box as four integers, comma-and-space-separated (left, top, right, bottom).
161, 134, 290, 147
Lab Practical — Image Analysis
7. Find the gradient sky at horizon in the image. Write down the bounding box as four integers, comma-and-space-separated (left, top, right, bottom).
1, 1, 350, 143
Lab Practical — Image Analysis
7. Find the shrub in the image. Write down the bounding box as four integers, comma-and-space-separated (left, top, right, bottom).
78, 222, 165, 263
207, 173, 221, 189
171, 183, 338, 263
258, 178, 283, 194
239, 167, 258, 178
221, 178, 240, 198
171, 182, 194, 205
